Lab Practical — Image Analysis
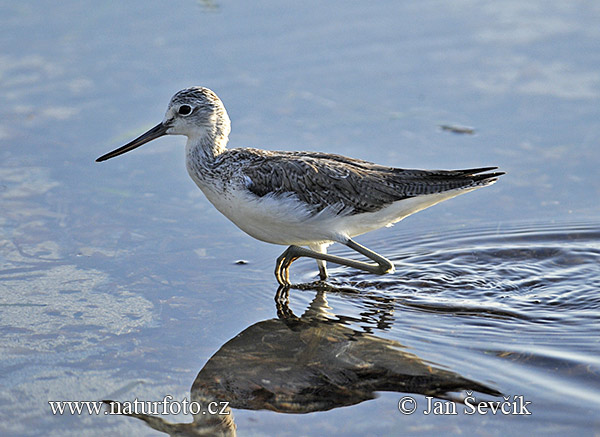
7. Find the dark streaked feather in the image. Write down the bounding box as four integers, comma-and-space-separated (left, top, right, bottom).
231, 149, 503, 215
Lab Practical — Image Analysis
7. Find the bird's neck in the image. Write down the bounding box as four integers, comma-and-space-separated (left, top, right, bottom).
185, 128, 230, 191
185, 128, 229, 162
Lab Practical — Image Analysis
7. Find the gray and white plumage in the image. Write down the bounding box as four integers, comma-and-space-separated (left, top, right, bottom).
242, 150, 500, 214
97, 86, 504, 285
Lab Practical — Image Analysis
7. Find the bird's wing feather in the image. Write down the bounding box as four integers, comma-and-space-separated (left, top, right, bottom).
238, 149, 502, 216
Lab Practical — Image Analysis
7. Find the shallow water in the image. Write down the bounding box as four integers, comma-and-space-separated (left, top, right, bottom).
287, 221, 600, 420
1, 1, 600, 436
91, 220, 600, 436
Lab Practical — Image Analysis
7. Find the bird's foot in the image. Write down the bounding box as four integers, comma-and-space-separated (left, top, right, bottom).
274, 246, 300, 286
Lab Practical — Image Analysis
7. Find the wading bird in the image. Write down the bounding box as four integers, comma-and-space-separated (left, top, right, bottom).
97, 87, 503, 285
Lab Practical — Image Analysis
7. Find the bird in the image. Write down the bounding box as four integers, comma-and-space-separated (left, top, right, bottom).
96, 86, 504, 286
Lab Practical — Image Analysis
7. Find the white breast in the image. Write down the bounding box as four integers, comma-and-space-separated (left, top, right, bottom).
195, 179, 482, 247
198, 183, 340, 245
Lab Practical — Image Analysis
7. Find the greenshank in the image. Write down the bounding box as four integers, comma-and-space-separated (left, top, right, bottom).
97, 87, 503, 286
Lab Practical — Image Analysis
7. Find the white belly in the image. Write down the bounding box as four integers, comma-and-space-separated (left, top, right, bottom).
199, 184, 339, 245
196, 181, 480, 247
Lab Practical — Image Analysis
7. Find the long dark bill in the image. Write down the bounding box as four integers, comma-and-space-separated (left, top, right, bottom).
96, 122, 169, 162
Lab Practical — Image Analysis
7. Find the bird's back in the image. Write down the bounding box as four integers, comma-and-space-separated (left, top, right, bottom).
222, 148, 503, 217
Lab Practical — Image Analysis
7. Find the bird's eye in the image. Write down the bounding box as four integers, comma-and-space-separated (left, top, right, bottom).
178, 105, 192, 116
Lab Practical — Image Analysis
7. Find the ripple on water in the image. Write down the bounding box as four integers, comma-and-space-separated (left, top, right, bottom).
307, 220, 600, 418
325, 220, 600, 324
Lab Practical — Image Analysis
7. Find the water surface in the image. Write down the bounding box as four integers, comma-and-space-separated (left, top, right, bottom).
1, 1, 599, 436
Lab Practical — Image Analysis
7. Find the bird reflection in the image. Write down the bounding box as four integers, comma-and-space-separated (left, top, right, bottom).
105, 287, 501, 435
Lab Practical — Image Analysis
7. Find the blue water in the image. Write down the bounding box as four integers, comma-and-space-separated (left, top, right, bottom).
1, 1, 599, 436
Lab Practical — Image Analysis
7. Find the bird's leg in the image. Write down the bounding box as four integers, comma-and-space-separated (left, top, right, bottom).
274, 238, 395, 286
317, 263, 328, 280
344, 239, 396, 274
308, 243, 329, 280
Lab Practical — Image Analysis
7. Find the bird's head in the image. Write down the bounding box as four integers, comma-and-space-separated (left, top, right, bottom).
96, 86, 230, 162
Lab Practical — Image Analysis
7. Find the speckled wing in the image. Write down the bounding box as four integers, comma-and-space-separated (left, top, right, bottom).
241, 150, 503, 216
